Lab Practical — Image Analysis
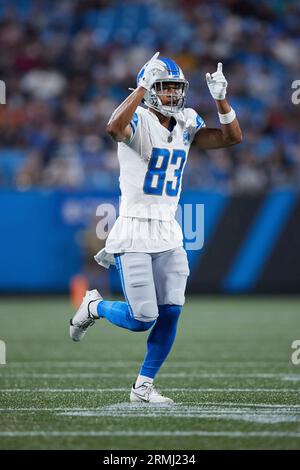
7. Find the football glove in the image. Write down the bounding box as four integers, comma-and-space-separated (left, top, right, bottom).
137, 52, 165, 92
206, 62, 228, 100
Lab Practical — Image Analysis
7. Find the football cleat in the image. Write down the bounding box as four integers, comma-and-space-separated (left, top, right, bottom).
69, 289, 102, 342
130, 382, 174, 404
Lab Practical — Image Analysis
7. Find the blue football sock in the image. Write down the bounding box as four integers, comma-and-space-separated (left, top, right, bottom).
97, 300, 155, 332
139, 304, 182, 379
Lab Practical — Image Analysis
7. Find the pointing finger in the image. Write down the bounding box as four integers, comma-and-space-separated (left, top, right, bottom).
149, 51, 160, 62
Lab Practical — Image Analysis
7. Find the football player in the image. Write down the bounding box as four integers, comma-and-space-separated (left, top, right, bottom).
70, 52, 242, 403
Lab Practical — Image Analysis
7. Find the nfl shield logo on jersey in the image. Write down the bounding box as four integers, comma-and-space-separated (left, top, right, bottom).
183, 129, 190, 145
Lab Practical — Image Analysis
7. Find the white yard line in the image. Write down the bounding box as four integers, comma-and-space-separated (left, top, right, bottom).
1, 403, 300, 424
0, 401, 300, 412
59, 413, 300, 423
2, 372, 299, 379
6, 360, 289, 368
0, 408, 97, 411
0, 388, 128, 392
0, 431, 300, 438
1, 403, 300, 412
0, 387, 299, 393
56, 402, 300, 423
183, 402, 300, 408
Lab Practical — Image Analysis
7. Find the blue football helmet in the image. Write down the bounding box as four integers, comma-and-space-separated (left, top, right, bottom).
137, 57, 189, 117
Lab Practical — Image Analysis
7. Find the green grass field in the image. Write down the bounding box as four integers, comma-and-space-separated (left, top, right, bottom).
0, 296, 300, 450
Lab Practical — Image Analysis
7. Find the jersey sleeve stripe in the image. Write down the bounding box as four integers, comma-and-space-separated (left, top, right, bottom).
131, 112, 139, 128
129, 112, 139, 138
130, 122, 136, 136
196, 114, 205, 129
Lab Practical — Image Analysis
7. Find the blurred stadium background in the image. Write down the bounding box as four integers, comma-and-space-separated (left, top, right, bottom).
0, 0, 300, 451
0, 0, 300, 295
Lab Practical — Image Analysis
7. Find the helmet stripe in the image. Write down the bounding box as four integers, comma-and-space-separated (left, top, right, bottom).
160, 57, 180, 77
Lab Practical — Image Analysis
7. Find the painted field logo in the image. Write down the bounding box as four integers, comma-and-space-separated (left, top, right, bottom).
0, 80, 5, 104
0, 339, 6, 364
291, 340, 300, 365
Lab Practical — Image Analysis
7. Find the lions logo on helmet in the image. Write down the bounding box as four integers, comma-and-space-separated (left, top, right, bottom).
137, 57, 189, 117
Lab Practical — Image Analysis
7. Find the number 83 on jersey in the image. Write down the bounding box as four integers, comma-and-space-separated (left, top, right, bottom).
143, 147, 186, 197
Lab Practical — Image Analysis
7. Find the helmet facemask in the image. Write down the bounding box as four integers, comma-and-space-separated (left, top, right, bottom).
136, 56, 189, 117
147, 79, 189, 117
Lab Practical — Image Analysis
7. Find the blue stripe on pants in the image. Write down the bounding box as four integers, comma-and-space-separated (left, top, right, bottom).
114, 254, 133, 317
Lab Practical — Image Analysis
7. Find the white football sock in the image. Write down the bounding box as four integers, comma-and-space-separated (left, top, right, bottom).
88, 299, 100, 318
135, 375, 153, 388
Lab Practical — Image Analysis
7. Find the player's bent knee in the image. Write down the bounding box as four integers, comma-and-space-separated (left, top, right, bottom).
166, 288, 186, 306
159, 304, 182, 318
132, 300, 158, 322
130, 318, 156, 332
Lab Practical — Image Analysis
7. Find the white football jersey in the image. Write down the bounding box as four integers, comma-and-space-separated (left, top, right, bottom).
97, 105, 206, 263
118, 105, 205, 221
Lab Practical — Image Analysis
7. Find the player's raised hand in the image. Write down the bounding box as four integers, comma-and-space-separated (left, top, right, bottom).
206, 62, 228, 100
138, 52, 165, 91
